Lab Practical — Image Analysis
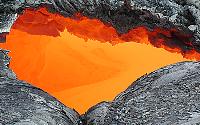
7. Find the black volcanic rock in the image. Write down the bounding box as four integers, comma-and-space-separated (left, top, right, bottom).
0, 49, 81, 125
0, 0, 199, 39
87, 61, 200, 125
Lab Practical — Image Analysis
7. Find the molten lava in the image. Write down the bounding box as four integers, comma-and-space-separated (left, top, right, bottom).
0, 7, 197, 113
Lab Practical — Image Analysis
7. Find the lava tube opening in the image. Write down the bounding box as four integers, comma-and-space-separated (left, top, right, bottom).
0, 8, 196, 113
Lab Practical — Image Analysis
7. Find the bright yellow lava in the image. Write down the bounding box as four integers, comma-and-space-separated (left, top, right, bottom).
0, 29, 188, 113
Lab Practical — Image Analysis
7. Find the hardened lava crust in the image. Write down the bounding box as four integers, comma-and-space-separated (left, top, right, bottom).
1, 0, 200, 125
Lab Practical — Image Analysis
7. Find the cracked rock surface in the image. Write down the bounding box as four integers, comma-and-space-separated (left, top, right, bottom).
0, 49, 81, 125
83, 102, 110, 125
87, 61, 200, 125
1, 1, 200, 125
0, 0, 200, 44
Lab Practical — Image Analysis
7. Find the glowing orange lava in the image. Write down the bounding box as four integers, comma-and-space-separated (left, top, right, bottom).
0, 8, 196, 113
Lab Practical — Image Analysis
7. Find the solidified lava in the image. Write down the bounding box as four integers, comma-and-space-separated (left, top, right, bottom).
0, 2, 199, 112
0, 1, 200, 124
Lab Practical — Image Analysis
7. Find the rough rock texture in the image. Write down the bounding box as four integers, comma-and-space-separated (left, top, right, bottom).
0, 0, 200, 48
0, 13, 17, 40
0, 49, 81, 125
86, 61, 200, 125
83, 102, 110, 125
1, 1, 200, 124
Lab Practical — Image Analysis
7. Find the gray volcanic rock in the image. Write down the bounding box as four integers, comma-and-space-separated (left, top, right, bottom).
0, 0, 200, 56
0, 49, 81, 125
1, 0, 199, 34
84, 102, 110, 125
86, 61, 200, 125
2, 0, 199, 34
1, 1, 200, 124
0, 13, 17, 41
